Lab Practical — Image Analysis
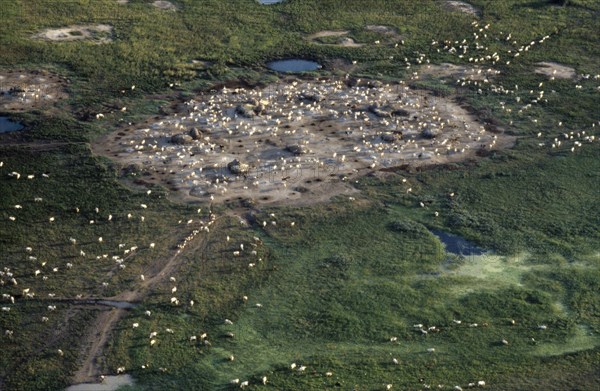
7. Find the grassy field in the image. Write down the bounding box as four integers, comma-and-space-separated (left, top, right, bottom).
1, 0, 599, 390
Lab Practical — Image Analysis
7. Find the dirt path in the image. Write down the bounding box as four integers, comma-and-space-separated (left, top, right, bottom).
72, 308, 124, 383
71, 224, 212, 384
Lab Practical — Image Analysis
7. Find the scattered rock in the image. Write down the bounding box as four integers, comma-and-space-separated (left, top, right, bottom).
421, 127, 440, 139
369, 104, 391, 118
286, 144, 309, 155
298, 92, 323, 103
235, 104, 256, 118
171, 133, 193, 145
391, 108, 410, 117
381, 133, 397, 143
228, 159, 249, 175
189, 127, 203, 140
254, 104, 265, 115
367, 80, 384, 89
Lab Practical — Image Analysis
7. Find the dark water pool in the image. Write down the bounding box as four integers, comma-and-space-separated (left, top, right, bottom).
0, 116, 24, 133
431, 230, 486, 256
267, 59, 322, 73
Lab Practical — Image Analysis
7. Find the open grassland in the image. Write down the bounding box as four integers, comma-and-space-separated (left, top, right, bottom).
0, 0, 599, 390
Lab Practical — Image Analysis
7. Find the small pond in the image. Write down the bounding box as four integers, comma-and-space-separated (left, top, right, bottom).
97, 300, 137, 309
258, 0, 285, 4
75, 299, 138, 309
267, 59, 322, 73
0, 116, 24, 133
431, 230, 486, 256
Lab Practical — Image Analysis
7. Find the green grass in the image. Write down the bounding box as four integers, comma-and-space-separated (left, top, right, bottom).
103, 205, 599, 390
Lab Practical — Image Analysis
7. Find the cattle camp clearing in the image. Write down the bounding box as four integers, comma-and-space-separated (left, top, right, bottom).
0, 1, 599, 390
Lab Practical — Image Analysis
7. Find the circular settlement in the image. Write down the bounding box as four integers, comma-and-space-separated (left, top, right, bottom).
95, 78, 513, 205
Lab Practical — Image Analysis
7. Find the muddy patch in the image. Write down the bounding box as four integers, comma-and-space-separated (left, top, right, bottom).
534, 62, 576, 80
33, 24, 113, 43
0, 70, 68, 112
445, 1, 480, 17
94, 77, 514, 206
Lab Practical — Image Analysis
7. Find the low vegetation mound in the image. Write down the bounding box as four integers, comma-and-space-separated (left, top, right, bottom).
33, 24, 113, 43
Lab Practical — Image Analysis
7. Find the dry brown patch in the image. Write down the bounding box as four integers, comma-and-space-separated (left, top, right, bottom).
93, 78, 514, 206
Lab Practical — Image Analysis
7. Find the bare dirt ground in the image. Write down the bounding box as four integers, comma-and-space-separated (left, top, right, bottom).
0, 70, 68, 112
534, 62, 576, 79
306, 30, 364, 48
93, 76, 514, 206
152, 1, 177, 11
33, 24, 113, 43
445, 1, 480, 17
305, 30, 364, 48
